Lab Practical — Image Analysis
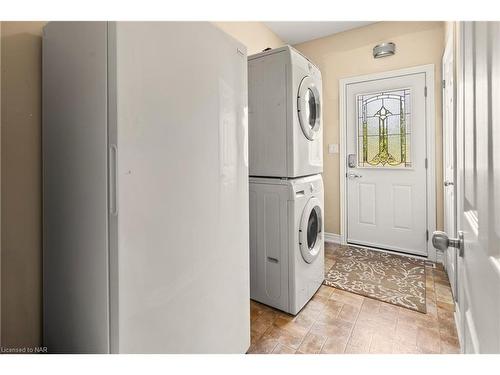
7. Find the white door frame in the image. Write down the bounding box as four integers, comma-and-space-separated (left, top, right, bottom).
454, 21, 465, 352
339, 64, 437, 262
442, 31, 458, 296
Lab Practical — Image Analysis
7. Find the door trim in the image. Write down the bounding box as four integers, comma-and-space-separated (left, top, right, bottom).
442, 29, 458, 299
339, 64, 437, 261
454, 21, 465, 352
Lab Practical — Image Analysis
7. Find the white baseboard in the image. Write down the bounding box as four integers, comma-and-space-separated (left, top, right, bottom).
324, 232, 341, 244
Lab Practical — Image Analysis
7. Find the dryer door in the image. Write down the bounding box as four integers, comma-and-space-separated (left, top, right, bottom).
297, 76, 321, 141
299, 197, 323, 263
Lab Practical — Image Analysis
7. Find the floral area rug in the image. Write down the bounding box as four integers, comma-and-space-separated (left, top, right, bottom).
324, 246, 426, 313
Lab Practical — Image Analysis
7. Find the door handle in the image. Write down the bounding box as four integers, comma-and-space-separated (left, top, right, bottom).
444, 181, 454, 186
432, 230, 464, 257
347, 173, 362, 179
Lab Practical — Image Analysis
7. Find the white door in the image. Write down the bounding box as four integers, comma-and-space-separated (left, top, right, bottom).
454, 21, 500, 353
442, 34, 458, 298
345, 72, 429, 256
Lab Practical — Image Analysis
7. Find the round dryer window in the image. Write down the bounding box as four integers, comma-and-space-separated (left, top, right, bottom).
299, 197, 323, 263
297, 76, 321, 141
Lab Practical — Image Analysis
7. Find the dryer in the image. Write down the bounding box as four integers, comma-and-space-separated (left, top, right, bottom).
249, 175, 324, 315
248, 45, 323, 178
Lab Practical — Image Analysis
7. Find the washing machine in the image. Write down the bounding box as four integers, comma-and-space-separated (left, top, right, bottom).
249, 174, 324, 315
248, 45, 323, 178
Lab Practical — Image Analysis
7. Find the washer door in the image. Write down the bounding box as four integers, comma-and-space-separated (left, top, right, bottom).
299, 197, 323, 263
297, 76, 321, 141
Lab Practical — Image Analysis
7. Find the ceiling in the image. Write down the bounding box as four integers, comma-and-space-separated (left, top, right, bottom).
264, 21, 376, 45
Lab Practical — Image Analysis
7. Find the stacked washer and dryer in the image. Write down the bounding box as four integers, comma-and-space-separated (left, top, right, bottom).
248, 46, 325, 315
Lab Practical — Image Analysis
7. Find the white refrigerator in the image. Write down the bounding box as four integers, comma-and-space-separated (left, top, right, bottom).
42, 22, 250, 353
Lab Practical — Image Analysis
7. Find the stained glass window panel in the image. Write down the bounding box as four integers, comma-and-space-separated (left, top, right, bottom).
357, 88, 412, 168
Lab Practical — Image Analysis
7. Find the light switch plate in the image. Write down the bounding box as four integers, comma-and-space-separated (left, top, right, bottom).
328, 144, 339, 154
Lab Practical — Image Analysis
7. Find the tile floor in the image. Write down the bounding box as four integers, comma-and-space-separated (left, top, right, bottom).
248, 242, 461, 354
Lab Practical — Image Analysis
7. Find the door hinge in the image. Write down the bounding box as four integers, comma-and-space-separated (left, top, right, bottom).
425, 158, 428, 169
424, 86, 428, 97
426, 229, 429, 241
442, 79, 446, 89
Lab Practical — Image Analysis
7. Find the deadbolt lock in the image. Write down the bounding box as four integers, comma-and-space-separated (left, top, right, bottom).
347, 154, 356, 168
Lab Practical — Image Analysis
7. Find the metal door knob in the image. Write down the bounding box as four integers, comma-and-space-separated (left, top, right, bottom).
432, 230, 464, 257
444, 181, 454, 186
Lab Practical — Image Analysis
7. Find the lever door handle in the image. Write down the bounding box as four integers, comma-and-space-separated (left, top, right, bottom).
347, 173, 362, 179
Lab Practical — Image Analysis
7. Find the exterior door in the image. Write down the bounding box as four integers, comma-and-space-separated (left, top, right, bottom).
345, 72, 429, 256
442, 34, 458, 298
455, 21, 500, 353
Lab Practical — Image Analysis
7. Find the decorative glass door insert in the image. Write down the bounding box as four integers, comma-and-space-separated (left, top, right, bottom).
357, 88, 411, 167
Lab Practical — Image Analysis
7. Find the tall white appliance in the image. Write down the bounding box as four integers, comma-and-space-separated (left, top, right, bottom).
248, 46, 324, 315
42, 22, 250, 353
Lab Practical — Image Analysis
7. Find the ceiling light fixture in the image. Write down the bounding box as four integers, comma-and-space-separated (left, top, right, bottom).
373, 42, 396, 58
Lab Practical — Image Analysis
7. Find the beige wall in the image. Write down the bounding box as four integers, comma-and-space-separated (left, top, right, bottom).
444, 21, 454, 45
0, 20, 282, 348
214, 22, 284, 54
294, 22, 445, 235
1, 21, 46, 348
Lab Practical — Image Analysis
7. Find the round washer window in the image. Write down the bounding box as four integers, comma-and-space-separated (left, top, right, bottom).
299, 199, 323, 264
297, 76, 321, 141
307, 208, 319, 249
305, 88, 317, 129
